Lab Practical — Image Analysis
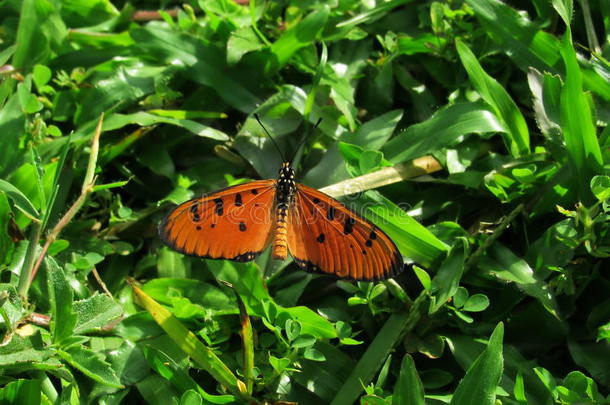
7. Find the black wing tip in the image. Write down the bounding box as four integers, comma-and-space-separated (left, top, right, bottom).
292, 252, 405, 282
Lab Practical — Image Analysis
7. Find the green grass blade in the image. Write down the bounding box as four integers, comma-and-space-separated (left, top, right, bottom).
330, 293, 428, 405
559, 34, 603, 193
393, 354, 425, 405
131, 281, 250, 399
233, 287, 255, 394
450, 323, 504, 405
429, 238, 467, 313
336, 0, 413, 28
456, 39, 530, 157
359, 191, 448, 267
142, 346, 236, 404
0, 180, 40, 221
465, 0, 561, 72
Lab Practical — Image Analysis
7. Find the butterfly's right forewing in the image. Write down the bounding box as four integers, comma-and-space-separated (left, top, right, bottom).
159, 180, 277, 262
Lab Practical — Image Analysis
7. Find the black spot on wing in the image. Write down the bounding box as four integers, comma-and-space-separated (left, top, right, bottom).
365, 240, 373, 247
343, 217, 355, 234
235, 193, 243, 207
239, 222, 247, 232
214, 198, 224, 216
251, 189, 258, 195
327, 206, 336, 220
316, 233, 325, 243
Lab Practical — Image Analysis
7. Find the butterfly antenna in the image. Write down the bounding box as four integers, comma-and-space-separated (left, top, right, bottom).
254, 114, 286, 162
290, 117, 322, 167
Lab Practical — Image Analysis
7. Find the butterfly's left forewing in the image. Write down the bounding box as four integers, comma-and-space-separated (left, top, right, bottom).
287, 184, 403, 281
159, 180, 276, 261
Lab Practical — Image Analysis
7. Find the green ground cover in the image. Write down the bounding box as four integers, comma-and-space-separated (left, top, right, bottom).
0, 0, 609, 403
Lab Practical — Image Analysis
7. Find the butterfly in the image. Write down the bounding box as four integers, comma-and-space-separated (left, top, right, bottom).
159, 160, 404, 281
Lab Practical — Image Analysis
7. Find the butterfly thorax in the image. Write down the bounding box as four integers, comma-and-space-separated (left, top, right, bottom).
272, 162, 296, 260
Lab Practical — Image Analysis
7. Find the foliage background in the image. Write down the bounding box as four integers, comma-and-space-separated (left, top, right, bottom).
0, 0, 609, 404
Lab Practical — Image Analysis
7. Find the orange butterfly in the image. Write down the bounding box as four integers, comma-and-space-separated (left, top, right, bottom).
159, 160, 404, 281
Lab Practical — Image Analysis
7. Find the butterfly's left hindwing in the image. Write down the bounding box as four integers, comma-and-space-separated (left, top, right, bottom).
287, 184, 403, 281
159, 180, 276, 262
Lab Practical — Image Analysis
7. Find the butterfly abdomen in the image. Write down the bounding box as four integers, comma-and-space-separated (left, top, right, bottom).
272, 216, 289, 259
273, 163, 296, 260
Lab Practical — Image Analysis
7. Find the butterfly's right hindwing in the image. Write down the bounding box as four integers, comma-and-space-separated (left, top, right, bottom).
287, 184, 403, 281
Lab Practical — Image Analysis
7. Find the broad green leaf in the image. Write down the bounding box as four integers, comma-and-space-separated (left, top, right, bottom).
0, 333, 54, 367
227, 27, 263, 65
0, 194, 20, 264
73, 293, 123, 335
591, 176, 610, 201
45, 256, 76, 343
480, 243, 559, 317
464, 0, 561, 71
58, 346, 123, 388
456, 39, 530, 157
305, 109, 403, 188
278, 306, 337, 339
60, 0, 119, 27
567, 339, 610, 388
393, 354, 425, 405
0, 93, 25, 178
0, 284, 24, 328
156, 247, 190, 279
136, 374, 180, 405
534, 367, 558, 397
180, 390, 203, 405
382, 102, 504, 164
462, 294, 490, 312
450, 323, 504, 405
12, 0, 67, 69
303, 347, 326, 362
103, 112, 229, 141
0, 379, 41, 404
270, 6, 330, 68
130, 26, 261, 113
142, 278, 233, 312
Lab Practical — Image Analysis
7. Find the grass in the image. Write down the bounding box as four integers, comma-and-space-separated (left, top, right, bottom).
0, 0, 609, 404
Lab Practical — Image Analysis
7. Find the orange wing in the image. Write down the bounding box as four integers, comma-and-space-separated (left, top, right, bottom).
159, 180, 276, 262
287, 184, 403, 281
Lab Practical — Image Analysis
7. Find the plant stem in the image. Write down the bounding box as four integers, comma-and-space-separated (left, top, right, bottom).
319, 155, 442, 198
17, 221, 42, 300
27, 113, 104, 289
